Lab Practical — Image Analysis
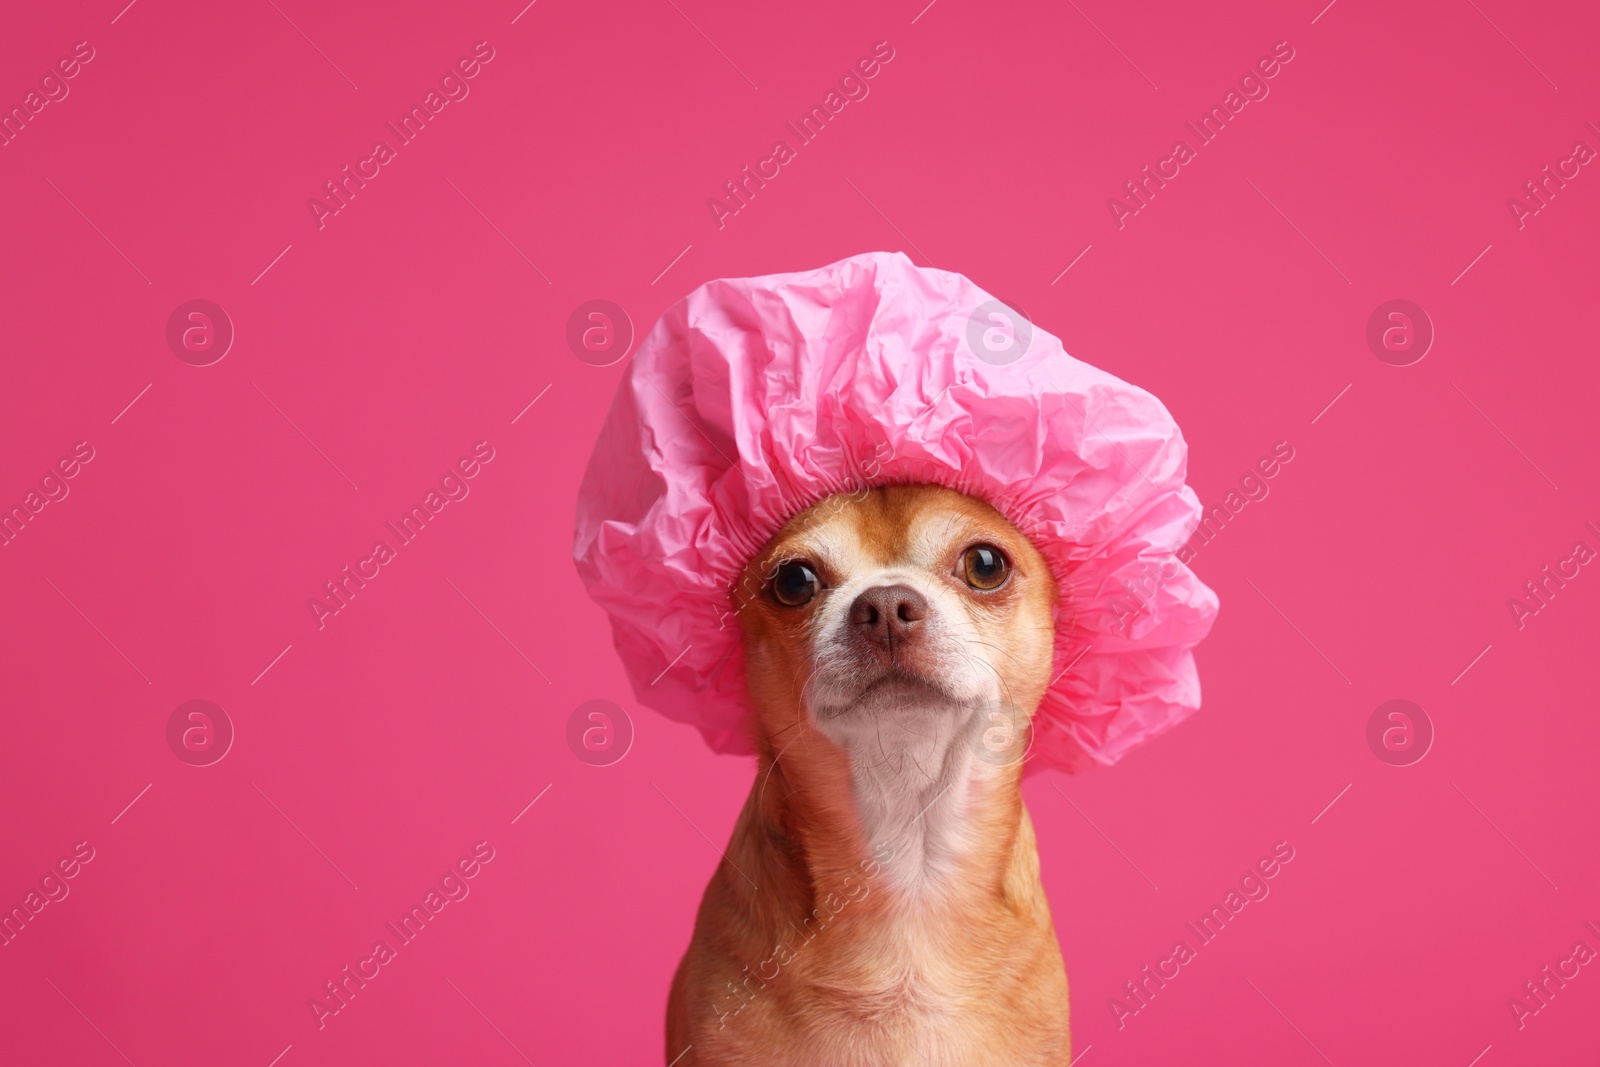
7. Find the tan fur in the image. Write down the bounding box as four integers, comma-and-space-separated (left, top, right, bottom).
666, 486, 1070, 1066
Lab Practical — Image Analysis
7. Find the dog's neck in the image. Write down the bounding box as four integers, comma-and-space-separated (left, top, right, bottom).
749, 700, 1029, 905
834, 703, 1007, 895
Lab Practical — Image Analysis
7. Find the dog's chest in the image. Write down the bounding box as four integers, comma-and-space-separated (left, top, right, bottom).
761, 915, 1044, 1067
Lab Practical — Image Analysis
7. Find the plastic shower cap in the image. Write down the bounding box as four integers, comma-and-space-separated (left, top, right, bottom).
573, 251, 1219, 772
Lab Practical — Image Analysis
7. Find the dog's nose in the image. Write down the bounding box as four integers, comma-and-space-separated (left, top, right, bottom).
849, 584, 928, 654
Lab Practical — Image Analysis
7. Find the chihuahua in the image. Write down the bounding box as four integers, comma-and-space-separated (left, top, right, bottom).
666, 484, 1071, 1065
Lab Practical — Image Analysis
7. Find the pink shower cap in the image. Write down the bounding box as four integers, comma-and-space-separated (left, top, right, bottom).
573, 251, 1218, 772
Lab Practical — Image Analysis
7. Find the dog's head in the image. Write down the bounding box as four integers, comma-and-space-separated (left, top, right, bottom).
737, 485, 1057, 764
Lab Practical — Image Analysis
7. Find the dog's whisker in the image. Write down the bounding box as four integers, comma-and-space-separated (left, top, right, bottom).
757, 728, 803, 811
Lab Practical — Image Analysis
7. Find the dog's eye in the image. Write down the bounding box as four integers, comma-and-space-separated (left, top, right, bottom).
772, 560, 821, 607
961, 544, 1009, 591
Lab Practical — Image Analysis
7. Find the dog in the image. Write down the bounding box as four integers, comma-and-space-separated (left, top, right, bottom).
666, 484, 1071, 1066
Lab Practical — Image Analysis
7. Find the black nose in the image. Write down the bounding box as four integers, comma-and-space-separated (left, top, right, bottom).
849, 584, 928, 654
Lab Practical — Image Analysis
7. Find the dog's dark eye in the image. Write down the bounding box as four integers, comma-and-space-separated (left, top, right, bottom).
772, 560, 821, 607
961, 544, 1009, 591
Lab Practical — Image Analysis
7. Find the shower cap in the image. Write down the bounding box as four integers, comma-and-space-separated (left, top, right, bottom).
573, 251, 1218, 772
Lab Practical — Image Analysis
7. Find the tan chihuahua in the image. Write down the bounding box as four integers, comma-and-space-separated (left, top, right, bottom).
666, 485, 1071, 1066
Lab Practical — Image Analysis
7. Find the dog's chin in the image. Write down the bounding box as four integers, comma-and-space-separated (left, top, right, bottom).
810, 666, 976, 722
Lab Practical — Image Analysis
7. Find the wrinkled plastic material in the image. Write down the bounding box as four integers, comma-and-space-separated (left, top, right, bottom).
574, 251, 1219, 772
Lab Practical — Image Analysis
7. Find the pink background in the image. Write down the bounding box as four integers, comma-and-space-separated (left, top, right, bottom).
2, 0, 1598, 1064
